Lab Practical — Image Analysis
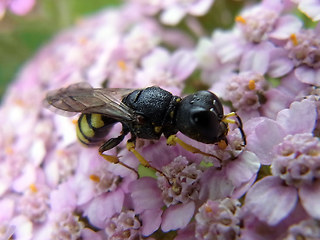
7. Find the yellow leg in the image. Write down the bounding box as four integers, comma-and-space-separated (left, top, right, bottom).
224, 112, 237, 118
126, 141, 168, 179
98, 151, 138, 175
167, 135, 222, 161
222, 112, 246, 146
126, 141, 150, 167
222, 112, 236, 124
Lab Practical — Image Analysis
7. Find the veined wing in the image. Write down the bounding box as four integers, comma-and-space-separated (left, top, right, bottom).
45, 82, 138, 121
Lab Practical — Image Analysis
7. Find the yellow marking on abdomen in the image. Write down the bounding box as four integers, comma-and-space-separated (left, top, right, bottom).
76, 122, 90, 144
91, 114, 105, 128
79, 114, 95, 138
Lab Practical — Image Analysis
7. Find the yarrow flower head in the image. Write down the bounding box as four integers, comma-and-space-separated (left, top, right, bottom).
284, 218, 320, 240
286, 30, 320, 69
105, 210, 141, 240
285, 28, 320, 85
243, 99, 319, 227
158, 156, 203, 207
1, 0, 320, 239
272, 133, 320, 187
50, 212, 85, 240
195, 198, 241, 240
18, 184, 50, 223
217, 71, 268, 117
236, 6, 280, 43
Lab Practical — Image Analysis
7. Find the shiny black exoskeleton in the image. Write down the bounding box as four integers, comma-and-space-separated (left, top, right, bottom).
121, 87, 228, 144
175, 90, 228, 144
46, 83, 242, 158
121, 87, 180, 140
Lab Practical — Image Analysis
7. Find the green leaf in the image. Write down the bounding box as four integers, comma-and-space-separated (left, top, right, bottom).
138, 164, 157, 179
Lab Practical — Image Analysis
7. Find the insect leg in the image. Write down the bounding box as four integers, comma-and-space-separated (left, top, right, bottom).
222, 112, 246, 146
126, 141, 162, 175
126, 138, 170, 181
166, 135, 222, 161
99, 129, 138, 175
99, 133, 126, 152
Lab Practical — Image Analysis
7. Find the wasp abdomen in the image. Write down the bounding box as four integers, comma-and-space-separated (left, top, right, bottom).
76, 113, 117, 146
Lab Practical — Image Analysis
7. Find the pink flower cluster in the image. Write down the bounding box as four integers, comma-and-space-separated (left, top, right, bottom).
0, 0, 319, 239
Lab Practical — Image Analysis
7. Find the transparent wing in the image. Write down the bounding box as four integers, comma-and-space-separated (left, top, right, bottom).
45, 82, 138, 121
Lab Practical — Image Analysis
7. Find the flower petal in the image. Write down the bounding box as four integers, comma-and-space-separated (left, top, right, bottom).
227, 151, 260, 185
199, 168, 235, 200
10, 215, 33, 240
12, 163, 36, 193
161, 201, 195, 232
0, 198, 14, 221
141, 47, 170, 69
299, 180, 320, 219
269, 15, 302, 40
240, 42, 273, 75
261, 88, 292, 119
140, 209, 162, 236
244, 176, 298, 225
295, 66, 320, 85
84, 190, 124, 228
268, 57, 293, 78
246, 118, 285, 165
298, 0, 320, 21
130, 177, 163, 214
81, 228, 103, 240
50, 182, 77, 212
268, 48, 293, 78
232, 173, 257, 199
160, 6, 186, 25
9, 0, 35, 15
276, 99, 316, 135
189, 0, 214, 16
168, 50, 197, 81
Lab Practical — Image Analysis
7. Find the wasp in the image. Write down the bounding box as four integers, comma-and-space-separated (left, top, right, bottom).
45, 83, 246, 175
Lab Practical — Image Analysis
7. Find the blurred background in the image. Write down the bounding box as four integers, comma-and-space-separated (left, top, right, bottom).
0, 0, 122, 100
0, 0, 253, 101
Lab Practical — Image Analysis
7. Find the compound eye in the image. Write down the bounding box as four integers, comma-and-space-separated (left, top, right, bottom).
191, 111, 216, 128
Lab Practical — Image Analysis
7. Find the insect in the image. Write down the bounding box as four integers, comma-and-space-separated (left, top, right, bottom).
45, 83, 246, 175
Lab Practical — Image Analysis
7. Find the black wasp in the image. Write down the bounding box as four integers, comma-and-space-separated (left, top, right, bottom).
46, 83, 246, 175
